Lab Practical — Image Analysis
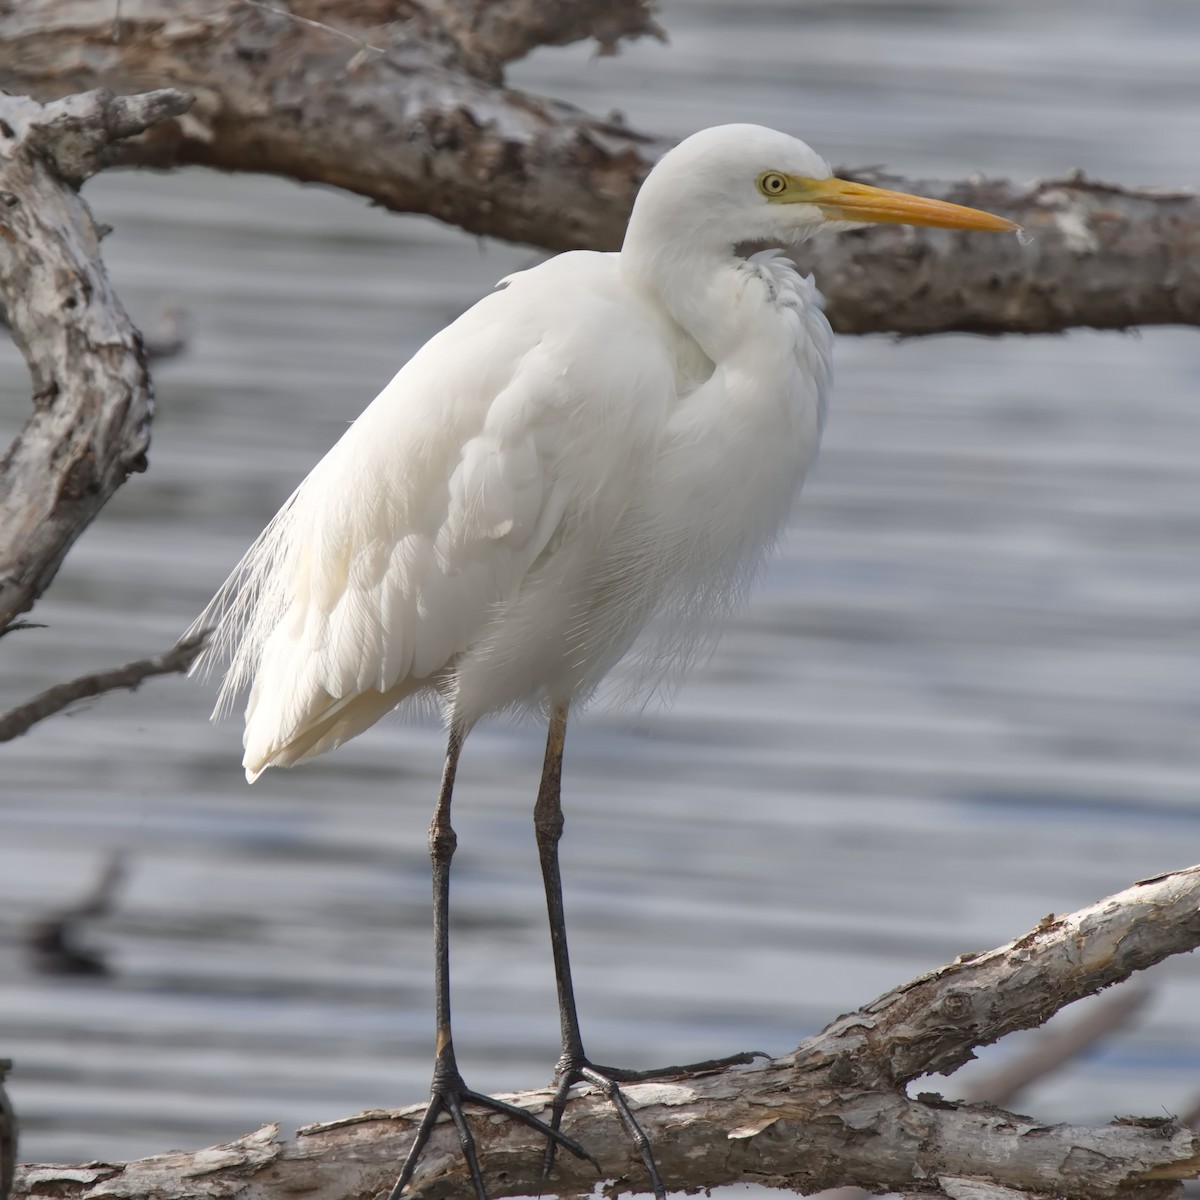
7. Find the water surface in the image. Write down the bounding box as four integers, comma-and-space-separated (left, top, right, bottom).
1, 1, 1199, 1194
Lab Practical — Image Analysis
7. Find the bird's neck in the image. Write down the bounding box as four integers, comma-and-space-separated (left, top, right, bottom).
619, 221, 743, 363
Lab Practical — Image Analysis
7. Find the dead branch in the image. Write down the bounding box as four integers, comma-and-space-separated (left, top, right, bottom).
12, 866, 1200, 1200
796, 987, 1154, 1200
0, 86, 192, 633
0, 0, 666, 255
429, 0, 667, 64
0, 632, 208, 742
960, 985, 1152, 1108
788, 171, 1200, 335
1, 1, 1197, 336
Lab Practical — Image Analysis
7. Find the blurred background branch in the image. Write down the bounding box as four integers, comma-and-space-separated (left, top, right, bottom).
22, 854, 125, 978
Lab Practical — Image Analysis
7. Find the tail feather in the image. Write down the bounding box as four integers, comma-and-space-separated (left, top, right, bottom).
242, 675, 427, 782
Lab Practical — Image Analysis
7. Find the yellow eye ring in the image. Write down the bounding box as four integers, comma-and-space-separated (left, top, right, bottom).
758, 172, 788, 197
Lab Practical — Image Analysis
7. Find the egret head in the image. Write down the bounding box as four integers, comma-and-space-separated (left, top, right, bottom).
626, 124, 1016, 251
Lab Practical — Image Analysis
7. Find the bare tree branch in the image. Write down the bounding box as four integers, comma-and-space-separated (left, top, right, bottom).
789, 171, 1200, 335
0, 633, 208, 743
0, 86, 192, 633
960, 984, 1153, 1109
431, 0, 667, 64
2, 1, 1196, 337
0, 0, 665, 254
12, 867, 1200, 1200
815, 985, 1157, 1200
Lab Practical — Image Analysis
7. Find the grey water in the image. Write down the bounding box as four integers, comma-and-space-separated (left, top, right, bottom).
2, 0, 1200, 1195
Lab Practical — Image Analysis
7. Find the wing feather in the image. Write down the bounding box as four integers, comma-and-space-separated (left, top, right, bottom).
192, 268, 591, 775
191, 250, 682, 777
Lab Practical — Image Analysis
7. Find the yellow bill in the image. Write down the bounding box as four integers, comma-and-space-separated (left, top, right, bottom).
802, 176, 1017, 232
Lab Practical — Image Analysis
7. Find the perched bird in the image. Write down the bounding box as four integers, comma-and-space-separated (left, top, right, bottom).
195, 124, 1015, 1198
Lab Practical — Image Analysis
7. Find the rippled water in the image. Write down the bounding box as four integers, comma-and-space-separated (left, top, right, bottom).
2, 1, 1199, 1194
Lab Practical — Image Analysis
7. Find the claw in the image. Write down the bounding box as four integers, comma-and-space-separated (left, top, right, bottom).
388, 1082, 595, 1200
539, 1050, 762, 1198
538, 1071, 580, 1194
580, 1067, 666, 1200
539, 1060, 668, 1200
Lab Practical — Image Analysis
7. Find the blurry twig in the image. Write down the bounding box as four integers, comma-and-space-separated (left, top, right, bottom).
25, 853, 125, 976
0, 631, 208, 742
961, 984, 1153, 1107
0, 621, 46, 640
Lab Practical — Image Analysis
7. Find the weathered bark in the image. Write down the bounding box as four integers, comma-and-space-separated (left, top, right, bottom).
0, 0, 666, 256
789, 171, 1200, 335
1, 0, 1196, 336
958, 986, 1152, 1108
428, 0, 667, 66
13, 867, 1200, 1200
0, 85, 191, 632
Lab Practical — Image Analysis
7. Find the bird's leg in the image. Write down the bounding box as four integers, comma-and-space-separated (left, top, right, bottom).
533, 702, 671, 1198
388, 723, 593, 1200
534, 703, 768, 1198
534, 703, 586, 1069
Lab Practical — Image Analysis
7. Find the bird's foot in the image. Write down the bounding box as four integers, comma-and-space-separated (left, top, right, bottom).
538, 1050, 767, 1196
539, 1050, 760, 1200
387, 1065, 596, 1200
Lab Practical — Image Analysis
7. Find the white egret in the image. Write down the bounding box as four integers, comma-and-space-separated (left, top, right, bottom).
195, 124, 1015, 1198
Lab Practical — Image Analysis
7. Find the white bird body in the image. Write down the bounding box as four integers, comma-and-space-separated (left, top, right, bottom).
193, 124, 1017, 1198
213, 240, 830, 778
196, 124, 1012, 784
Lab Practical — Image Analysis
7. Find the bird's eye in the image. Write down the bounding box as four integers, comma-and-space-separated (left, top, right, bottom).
758, 173, 788, 197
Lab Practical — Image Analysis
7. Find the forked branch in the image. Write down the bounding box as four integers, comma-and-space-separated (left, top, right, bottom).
0, 86, 192, 632
13, 867, 1200, 1200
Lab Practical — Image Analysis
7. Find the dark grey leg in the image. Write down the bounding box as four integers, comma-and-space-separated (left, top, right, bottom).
533, 701, 669, 1199
387, 722, 592, 1200
533, 702, 766, 1198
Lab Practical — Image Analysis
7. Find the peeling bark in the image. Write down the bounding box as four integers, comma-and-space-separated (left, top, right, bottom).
0, 86, 191, 631
430, 0, 667, 66
1, 1, 1196, 336
0, 0, 666, 255
12, 867, 1200, 1200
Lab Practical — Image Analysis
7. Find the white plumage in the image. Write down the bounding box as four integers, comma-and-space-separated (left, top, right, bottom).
192, 124, 1016, 1198
193, 123, 1013, 783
